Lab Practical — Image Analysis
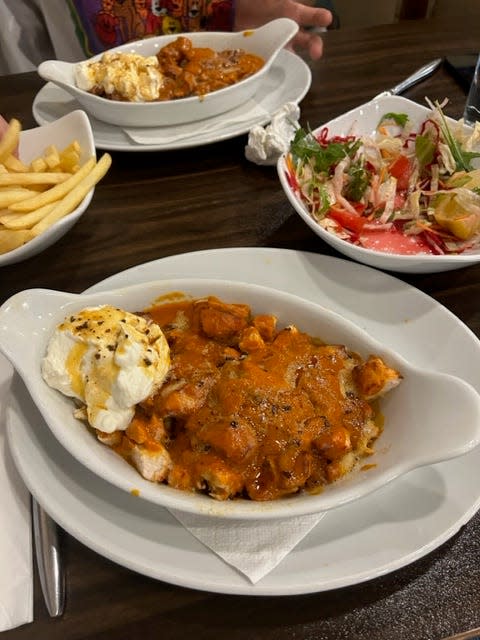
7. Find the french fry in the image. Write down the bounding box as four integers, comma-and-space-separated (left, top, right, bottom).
58, 148, 81, 173
0, 171, 71, 186
44, 145, 61, 170
61, 140, 81, 155
32, 153, 112, 236
0, 202, 57, 229
4, 154, 29, 173
0, 119, 21, 164
0, 188, 41, 208
30, 157, 48, 173
0, 228, 33, 253
9, 157, 96, 213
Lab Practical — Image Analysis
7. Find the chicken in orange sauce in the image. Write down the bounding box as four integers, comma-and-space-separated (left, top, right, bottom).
98, 295, 402, 502
156, 36, 264, 100
79, 36, 264, 103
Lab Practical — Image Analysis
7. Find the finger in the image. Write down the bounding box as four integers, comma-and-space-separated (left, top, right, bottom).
0, 115, 9, 137
290, 30, 325, 61
288, 3, 332, 30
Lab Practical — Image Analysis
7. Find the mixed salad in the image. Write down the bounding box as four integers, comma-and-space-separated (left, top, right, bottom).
285, 100, 480, 255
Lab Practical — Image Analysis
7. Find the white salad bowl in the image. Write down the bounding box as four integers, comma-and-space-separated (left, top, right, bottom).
37, 18, 298, 128
0, 110, 96, 267
278, 95, 480, 274
1, 278, 479, 520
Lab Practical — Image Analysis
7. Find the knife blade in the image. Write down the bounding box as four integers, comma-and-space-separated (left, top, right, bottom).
440, 628, 480, 640
32, 497, 65, 617
376, 57, 443, 97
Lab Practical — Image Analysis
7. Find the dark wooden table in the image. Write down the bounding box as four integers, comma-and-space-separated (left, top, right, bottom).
1, 17, 479, 640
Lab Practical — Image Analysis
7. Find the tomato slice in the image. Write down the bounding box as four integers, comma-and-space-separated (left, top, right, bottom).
359, 227, 434, 255
389, 155, 412, 191
328, 207, 366, 234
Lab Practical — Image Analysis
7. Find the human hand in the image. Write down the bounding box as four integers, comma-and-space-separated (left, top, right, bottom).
0, 115, 9, 137
234, 0, 332, 60
0, 115, 19, 157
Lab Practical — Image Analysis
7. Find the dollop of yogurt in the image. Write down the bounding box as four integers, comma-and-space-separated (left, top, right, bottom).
245, 103, 301, 166
75, 52, 164, 102
42, 305, 170, 433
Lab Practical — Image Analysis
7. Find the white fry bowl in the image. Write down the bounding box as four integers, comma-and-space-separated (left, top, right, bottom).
0, 110, 95, 267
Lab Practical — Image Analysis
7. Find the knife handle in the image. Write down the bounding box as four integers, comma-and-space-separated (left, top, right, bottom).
32, 498, 65, 617
390, 58, 443, 95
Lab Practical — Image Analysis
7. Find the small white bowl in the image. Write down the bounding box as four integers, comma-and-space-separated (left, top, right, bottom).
0, 110, 95, 267
278, 95, 480, 274
37, 19, 298, 128
0, 278, 479, 520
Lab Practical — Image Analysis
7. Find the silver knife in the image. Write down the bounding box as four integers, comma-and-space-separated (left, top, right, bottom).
376, 58, 443, 97
32, 497, 65, 617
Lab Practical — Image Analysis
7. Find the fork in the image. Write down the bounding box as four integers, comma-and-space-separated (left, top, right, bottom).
32, 497, 65, 617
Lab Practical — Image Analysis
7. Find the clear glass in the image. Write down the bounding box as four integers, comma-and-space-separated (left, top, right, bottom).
463, 53, 480, 126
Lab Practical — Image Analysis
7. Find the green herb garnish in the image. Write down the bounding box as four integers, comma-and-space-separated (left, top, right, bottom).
290, 128, 361, 174
432, 100, 480, 171
345, 161, 370, 201
379, 112, 409, 127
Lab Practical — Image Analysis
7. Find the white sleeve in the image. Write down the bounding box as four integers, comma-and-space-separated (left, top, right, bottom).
0, 0, 86, 75
0, 0, 53, 74
36, 0, 86, 63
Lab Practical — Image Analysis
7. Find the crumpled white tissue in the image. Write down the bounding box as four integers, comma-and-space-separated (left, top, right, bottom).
171, 508, 325, 583
0, 356, 33, 631
245, 102, 300, 166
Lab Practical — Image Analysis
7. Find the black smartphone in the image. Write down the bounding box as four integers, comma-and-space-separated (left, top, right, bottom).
444, 54, 478, 92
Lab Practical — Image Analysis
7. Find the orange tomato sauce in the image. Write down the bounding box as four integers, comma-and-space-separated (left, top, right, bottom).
112, 296, 383, 502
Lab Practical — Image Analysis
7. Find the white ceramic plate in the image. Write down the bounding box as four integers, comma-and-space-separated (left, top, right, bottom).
5, 248, 480, 594
0, 110, 95, 267
37, 19, 298, 128
2, 277, 478, 520
277, 95, 480, 274
32, 49, 311, 152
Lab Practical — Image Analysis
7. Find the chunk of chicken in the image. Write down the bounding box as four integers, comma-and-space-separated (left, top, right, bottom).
353, 355, 402, 401
130, 443, 172, 483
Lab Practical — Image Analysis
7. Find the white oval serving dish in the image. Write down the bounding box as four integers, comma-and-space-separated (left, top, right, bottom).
0, 277, 479, 520
37, 18, 298, 128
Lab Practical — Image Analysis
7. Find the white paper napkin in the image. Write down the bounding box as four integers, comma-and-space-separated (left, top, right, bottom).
123, 100, 269, 145
0, 357, 33, 632
245, 102, 300, 166
171, 509, 326, 583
